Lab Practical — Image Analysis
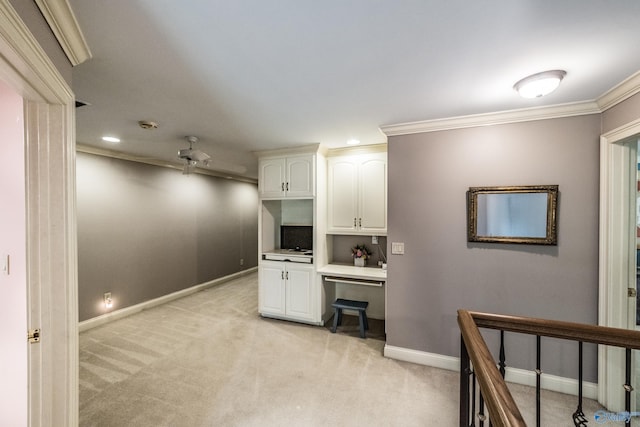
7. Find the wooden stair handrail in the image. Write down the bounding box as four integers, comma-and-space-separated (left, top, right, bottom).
458, 309, 526, 427
467, 310, 640, 349
458, 309, 640, 427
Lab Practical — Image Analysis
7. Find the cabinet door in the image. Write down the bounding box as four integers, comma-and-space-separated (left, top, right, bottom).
359, 153, 387, 234
259, 158, 286, 198
258, 263, 286, 316
285, 264, 315, 322
327, 157, 358, 233
286, 155, 315, 197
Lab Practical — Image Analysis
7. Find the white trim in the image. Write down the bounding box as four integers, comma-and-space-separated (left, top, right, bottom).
77, 144, 258, 184
0, 1, 71, 102
253, 143, 322, 159
598, 121, 640, 411
325, 143, 388, 158
384, 344, 460, 371
504, 366, 598, 400
0, 1, 77, 426
378, 70, 640, 137
379, 101, 600, 137
601, 117, 640, 143
597, 70, 640, 112
384, 345, 598, 400
34, 0, 91, 66
79, 268, 258, 332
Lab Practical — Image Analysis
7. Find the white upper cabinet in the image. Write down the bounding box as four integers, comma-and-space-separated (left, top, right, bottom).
259, 154, 315, 198
327, 151, 387, 235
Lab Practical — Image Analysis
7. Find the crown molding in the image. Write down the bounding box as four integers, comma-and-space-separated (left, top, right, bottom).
0, 0, 73, 103
253, 143, 322, 158
380, 69, 640, 138
597, 69, 640, 112
326, 143, 387, 157
77, 144, 258, 184
379, 101, 600, 137
35, 0, 91, 66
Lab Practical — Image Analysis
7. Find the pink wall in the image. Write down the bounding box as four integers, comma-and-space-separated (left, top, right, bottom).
0, 81, 27, 426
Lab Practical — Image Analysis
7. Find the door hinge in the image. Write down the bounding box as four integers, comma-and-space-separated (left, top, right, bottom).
629, 288, 637, 298
28, 328, 40, 344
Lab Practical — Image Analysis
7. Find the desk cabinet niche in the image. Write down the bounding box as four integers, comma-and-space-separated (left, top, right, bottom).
327, 152, 387, 235
258, 261, 315, 323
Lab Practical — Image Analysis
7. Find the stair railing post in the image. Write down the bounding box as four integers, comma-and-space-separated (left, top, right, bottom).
460, 334, 471, 427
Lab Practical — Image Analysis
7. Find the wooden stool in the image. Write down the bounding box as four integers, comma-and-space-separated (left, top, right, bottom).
330, 298, 369, 338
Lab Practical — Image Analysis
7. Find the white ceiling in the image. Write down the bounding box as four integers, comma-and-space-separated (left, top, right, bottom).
70, 0, 640, 179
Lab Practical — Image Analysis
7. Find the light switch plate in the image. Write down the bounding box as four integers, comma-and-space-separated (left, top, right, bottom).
391, 242, 405, 255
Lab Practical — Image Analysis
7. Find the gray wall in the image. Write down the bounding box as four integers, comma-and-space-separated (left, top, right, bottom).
77, 153, 258, 321
386, 114, 601, 381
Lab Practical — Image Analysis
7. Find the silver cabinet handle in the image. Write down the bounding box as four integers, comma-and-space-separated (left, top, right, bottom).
286, 182, 289, 191
359, 218, 362, 227
281, 271, 284, 280
281, 182, 285, 191
286, 271, 289, 280
354, 218, 357, 227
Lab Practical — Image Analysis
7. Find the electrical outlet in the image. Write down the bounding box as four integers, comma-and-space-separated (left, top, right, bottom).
240, 258, 244, 266
372, 236, 378, 245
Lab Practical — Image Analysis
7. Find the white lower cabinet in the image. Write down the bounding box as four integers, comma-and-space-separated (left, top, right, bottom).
259, 261, 316, 323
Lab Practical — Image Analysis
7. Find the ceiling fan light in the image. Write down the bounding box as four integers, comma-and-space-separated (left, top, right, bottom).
183, 160, 196, 175
514, 70, 566, 99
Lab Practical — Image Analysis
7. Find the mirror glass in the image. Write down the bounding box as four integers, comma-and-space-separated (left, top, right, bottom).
467, 185, 558, 245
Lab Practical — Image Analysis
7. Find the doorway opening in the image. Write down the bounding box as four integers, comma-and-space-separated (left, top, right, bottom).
635, 139, 640, 409
599, 128, 640, 412
0, 1, 79, 424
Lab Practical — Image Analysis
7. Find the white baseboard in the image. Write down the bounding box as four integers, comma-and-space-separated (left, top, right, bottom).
383, 344, 598, 400
79, 267, 257, 332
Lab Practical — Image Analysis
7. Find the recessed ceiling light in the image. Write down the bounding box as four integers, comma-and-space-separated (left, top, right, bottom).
514, 70, 566, 99
102, 136, 120, 143
347, 139, 360, 145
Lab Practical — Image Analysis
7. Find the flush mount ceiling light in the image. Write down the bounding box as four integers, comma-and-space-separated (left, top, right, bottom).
138, 120, 158, 130
102, 136, 120, 143
347, 139, 360, 146
513, 70, 566, 99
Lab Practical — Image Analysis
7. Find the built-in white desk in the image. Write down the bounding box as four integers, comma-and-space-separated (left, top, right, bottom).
318, 263, 386, 284
317, 264, 387, 322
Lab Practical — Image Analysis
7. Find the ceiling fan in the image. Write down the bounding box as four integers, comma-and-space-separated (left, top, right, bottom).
178, 135, 211, 174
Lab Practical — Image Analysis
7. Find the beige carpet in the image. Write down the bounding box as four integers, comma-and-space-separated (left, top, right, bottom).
79, 272, 632, 426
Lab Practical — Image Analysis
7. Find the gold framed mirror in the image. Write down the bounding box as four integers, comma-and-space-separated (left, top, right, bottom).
467, 185, 558, 245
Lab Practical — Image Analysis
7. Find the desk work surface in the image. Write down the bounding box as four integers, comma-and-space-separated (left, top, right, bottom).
317, 263, 387, 282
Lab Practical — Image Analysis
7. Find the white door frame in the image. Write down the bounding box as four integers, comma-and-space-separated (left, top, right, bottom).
0, 2, 78, 426
598, 118, 640, 411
